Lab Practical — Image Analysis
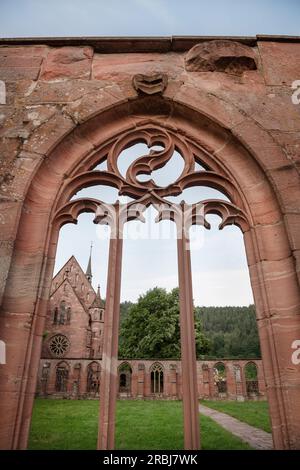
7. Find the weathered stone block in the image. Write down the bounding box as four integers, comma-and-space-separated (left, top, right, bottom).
185, 40, 257, 75
40, 46, 93, 81
258, 41, 300, 86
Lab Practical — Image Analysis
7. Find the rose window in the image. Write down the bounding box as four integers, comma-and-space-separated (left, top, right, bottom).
49, 334, 70, 358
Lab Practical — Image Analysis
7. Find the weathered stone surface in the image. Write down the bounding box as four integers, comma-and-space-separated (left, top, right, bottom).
92, 52, 183, 81
22, 112, 74, 155
63, 84, 126, 123
132, 73, 168, 94
0, 46, 47, 81
271, 131, 300, 168
0, 37, 299, 451
40, 46, 93, 80
22, 79, 111, 104
185, 40, 257, 75
258, 41, 300, 86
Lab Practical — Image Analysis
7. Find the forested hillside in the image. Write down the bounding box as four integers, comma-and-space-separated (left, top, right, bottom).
119, 291, 261, 359
195, 305, 261, 358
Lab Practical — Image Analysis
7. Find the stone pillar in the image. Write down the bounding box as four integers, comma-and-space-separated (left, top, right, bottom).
97, 208, 123, 450
244, 228, 300, 449
177, 231, 200, 450
233, 364, 244, 401
137, 363, 145, 398
226, 363, 237, 399
169, 364, 177, 398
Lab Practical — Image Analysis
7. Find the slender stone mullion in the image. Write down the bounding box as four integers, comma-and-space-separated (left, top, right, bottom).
97, 224, 123, 450
177, 228, 200, 450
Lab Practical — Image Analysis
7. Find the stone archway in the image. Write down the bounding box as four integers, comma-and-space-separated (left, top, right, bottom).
0, 82, 299, 452
118, 362, 132, 397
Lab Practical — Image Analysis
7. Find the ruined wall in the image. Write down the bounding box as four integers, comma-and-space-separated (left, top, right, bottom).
0, 36, 300, 449
0, 37, 299, 301
36, 358, 265, 401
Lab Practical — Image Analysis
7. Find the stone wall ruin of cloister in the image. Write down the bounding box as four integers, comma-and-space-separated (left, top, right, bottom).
0, 36, 300, 450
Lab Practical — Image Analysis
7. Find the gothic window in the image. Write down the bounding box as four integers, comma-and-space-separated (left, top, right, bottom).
87, 329, 92, 347
245, 362, 259, 396
87, 362, 100, 393
55, 362, 69, 392
118, 362, 132, 394
75, 273, 79, 283
67, 307, 71, 324
49, 334, 70, 358
100, 310, 103, 321
53, 307, 58, 325
150, 363, 164, 395
59, 300, 66, 324
213, 362, 227, 395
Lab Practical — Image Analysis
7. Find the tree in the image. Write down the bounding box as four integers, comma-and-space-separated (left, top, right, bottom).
195, 305, 261, 358
119, 287, 210, 359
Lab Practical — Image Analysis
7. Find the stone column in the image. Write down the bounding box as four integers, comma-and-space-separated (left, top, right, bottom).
137, 363, 145, 398
244, 227, 300, 449
177, 230, 200, 450
96, 204, 123, 450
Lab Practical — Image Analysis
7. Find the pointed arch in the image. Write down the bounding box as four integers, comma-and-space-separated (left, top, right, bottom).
0, 94, 299, 450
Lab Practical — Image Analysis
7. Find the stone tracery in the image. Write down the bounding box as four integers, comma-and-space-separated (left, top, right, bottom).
1, 37, 299, 451
49, 123, 252, 451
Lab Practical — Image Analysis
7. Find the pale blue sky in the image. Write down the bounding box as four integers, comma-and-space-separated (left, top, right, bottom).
0, 0, 299, 37
2, 0, 296, 305
56, 146, 253, 306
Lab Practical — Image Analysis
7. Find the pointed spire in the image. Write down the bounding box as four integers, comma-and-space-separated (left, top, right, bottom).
86, 242, 93, 283
90, 284, 104, 308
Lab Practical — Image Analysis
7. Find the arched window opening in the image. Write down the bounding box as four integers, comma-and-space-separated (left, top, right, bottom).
87, 362, 100, 394
118, 363, 132, 396
213, 362, 227, 396
58, 300, 67, 325
245, 362, 259, 398
150, 363, 164, 395
67, 307, 71, 324
53, 307, 58, 325
55, 362, 69, 393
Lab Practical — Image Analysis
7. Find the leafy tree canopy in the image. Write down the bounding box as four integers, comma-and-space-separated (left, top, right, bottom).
119, 287, 210, 359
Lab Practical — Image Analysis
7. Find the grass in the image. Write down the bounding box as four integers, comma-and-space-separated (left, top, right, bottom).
29, 398, 252, 450
201, 400, 271, 433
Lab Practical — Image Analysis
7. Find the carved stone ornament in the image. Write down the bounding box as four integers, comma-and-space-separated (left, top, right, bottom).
185, 40, 257, 75
132, 73, 168, 94
54, 125, 249, 235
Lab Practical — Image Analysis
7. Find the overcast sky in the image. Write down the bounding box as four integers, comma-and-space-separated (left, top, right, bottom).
56, 145, 253, 306
0, 0, 299, 37
1, 1, 297, 305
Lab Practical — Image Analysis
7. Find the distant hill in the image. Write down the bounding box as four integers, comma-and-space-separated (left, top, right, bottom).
119, 295, 260, 359
195, 305, 261, 359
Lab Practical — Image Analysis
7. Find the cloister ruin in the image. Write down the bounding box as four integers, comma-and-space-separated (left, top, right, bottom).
0, 35, 300, 450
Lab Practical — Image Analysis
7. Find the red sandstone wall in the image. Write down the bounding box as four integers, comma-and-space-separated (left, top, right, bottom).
0, 37, 300, 449
0, 39, 300, 300
37, 358, 266, 400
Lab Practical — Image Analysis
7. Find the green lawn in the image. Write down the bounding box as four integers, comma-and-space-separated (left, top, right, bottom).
29, 399, 252, 450
201, 400, 271, 433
